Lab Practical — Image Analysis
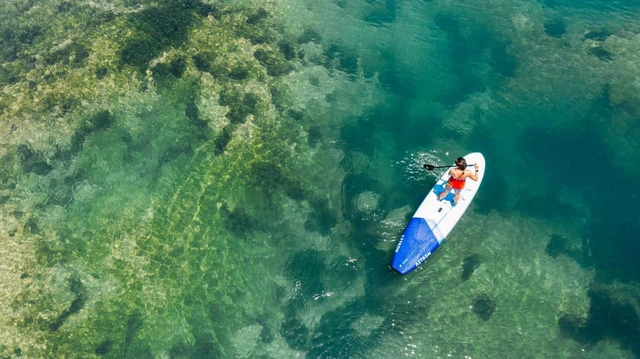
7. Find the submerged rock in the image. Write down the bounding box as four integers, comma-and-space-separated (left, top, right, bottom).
351, 312, 384, 337
558, 286, 640, 352
461, 254, 481, 281
583, 28, 612, 41
232, 324, 263, 358
354, 191, 380, 214
17, 144, 53, 175
472, 294, 495, 321
589, 46, 614, 62
297, 29, 322, 44
545, 233, 588, 266
543, 19, 566, 38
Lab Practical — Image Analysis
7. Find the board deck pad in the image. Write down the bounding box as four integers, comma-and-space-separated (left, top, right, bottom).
392, 152, 485, 274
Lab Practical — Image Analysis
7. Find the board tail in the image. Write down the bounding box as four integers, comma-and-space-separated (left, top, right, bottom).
392, 218, 441, 274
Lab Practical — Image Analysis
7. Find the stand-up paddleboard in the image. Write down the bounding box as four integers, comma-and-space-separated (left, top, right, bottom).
392, 152, 485, 274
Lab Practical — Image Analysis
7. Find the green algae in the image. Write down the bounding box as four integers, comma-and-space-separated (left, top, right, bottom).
0, 1, 327, 357
119, 0, 218, 70
253, 48, 294, 76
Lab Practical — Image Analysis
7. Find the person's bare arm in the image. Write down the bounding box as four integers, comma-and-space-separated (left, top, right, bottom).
468, 164, 479, 181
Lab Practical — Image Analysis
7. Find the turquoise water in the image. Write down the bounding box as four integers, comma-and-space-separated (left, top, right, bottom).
1, 0, 640, 357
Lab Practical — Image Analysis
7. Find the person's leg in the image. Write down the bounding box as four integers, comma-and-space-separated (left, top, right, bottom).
438, 184, 452, 201
452, 189, 461, 205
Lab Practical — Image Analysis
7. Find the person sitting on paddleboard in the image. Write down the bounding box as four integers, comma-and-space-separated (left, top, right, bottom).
437, 157, 479, 206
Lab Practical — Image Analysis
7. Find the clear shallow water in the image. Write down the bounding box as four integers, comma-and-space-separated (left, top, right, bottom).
1, 0, 639, 358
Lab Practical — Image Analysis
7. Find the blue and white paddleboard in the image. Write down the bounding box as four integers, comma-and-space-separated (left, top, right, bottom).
392, 152, 486, 275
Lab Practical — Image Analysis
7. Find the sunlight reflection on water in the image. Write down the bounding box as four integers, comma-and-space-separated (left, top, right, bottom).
397, 150, 451, 182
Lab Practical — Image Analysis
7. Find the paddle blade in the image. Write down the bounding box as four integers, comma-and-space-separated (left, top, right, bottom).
423, 164, 435, 170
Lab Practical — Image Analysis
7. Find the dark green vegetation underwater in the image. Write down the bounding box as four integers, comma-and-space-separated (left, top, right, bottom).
0, 0, 361, 357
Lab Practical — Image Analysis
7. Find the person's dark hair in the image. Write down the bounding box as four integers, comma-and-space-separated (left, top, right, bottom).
455, 157, 467, 170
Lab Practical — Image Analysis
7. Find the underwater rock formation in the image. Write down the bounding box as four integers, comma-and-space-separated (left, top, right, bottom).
472, 294, 496, 321
0, 0, 377, 356
545, 233, 591, 267
558, 286, 640, 357
543, 19, 566, 38
461, 253, 481, 281
354, 191, 381, 214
